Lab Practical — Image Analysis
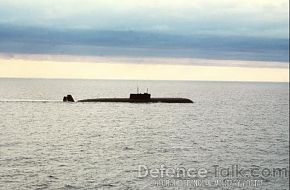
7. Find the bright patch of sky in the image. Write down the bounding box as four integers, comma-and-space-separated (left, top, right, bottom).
0, 0, 288, 38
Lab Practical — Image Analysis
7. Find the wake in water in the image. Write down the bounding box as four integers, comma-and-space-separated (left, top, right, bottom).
0, 99, 61, 103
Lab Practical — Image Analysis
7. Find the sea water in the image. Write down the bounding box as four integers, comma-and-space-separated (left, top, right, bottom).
0, 79, 288, 189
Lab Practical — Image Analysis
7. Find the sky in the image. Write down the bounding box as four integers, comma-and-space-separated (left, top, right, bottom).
0, 58, 288, 82
0, 0, 289, 37
0, 0, 289, 81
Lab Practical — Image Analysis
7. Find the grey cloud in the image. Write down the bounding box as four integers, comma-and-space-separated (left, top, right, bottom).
0, 25, 288, 62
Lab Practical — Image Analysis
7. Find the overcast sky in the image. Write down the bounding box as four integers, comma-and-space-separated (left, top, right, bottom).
0, 0, 289, 38
0, 0, 288, 81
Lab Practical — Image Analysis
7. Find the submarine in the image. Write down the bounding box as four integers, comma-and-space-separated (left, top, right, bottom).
63, 92, 193, 103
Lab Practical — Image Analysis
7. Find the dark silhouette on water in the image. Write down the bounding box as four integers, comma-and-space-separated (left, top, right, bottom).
63, 95, 75, 102
63, 92, 193, 103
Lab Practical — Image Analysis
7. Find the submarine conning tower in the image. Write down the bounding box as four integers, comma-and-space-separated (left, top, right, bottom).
129, 93, 151, 102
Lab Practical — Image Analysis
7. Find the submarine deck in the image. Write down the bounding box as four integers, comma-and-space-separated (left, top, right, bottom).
78, 98, 193, 103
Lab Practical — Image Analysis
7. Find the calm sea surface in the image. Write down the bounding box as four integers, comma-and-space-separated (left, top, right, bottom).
0, 79, 289, 190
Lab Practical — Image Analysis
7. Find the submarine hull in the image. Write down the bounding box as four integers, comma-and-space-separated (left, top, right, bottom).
78, 98, 193, 103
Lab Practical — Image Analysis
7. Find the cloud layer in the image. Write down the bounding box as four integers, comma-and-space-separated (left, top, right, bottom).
0, 0, 289, 37
0, 26, 288, 62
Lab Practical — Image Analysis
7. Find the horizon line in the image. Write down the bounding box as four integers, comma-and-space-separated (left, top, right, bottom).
1, 77, 288, 84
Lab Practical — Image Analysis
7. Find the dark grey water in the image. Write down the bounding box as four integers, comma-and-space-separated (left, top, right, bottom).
0, 79, 289, 190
